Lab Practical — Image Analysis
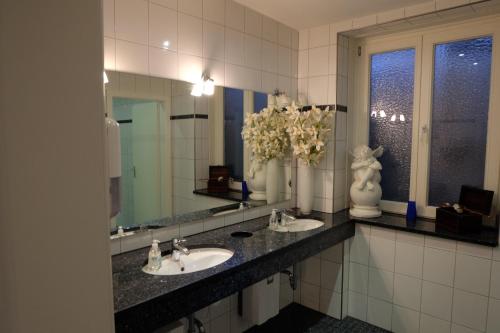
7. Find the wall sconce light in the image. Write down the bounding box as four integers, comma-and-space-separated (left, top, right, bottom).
191, 74, 214, 96
103, 71, 109, 84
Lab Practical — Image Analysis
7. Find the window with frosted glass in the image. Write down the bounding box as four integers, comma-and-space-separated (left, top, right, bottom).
369, 49, 415, 202
428, 37, 492, 206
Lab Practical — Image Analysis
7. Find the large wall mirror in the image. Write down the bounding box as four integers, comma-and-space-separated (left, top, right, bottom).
106, 71, 292, 231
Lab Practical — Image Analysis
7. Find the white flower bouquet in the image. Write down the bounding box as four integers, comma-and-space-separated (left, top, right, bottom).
285, 104, 334, 167
241, 107, 289, 163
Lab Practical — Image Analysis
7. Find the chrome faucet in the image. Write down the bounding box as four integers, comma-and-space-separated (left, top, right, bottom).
172, 238, 190, 256
277, 209, 296, 226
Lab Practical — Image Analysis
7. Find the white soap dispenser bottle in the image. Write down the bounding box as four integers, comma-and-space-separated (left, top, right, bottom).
147, 240, 162, 271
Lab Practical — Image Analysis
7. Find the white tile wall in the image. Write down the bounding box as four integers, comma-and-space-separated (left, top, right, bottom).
104, 0, 298, 95
347, 224, 500, 332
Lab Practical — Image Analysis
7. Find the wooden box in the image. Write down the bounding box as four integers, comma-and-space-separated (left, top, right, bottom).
436, 186, 494, 234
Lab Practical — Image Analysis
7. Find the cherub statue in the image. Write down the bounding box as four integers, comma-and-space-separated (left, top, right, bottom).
349, 145, 384, 218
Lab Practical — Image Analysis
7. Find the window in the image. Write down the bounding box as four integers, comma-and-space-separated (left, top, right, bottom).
358, 20, 500, 218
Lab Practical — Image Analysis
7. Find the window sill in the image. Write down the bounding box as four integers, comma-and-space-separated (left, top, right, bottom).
351, 211, 499, 247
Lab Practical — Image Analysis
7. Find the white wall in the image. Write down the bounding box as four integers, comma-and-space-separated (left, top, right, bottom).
0, 1, 114, 332
103, 0, 299, 96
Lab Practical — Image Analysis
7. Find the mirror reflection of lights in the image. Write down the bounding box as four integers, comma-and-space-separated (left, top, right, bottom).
388, 113, 406, 123
191, 74, 215, 97
459, 53, 465, 57
162, 40, 170, 49
473, 62, 478, 66
371, 110, 387, 118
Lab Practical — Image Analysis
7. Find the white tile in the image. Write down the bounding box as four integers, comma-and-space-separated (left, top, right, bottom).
421, 280, 453, 321
328, 45, 337, 75
203, 58, 225, 86
335, 110, 347, 141
456, 242, 492, 259
299, 29, 309, 50
179, 220, 204, 237
291, 50, 298, 78
116, 40, 148, 74
298, 78, 308, 101
178, 13, 203, 56
115, 0, 148, 44
278, 24, 291, 48
333, 169, 345, 200
209, 297, 230, 318
244, 34, 261, 70
452, 289, 488, 331
301, 257, 321, 286
244, 8, 261, 38
152, 225, 180, 242
491, 260, 500, 299
203, 21, 225, 61
149, 47, 178, 78
261, 41, 278, 74
436, 0, 468, 11
320, 260, 342, 292
319, 289, 341, 319
121, 230, 153, 252
352, 15, 377, 29
223, 211, 243, 226
204, 216, 224, 231
369, 236, 395, 272
203, 0, 225, 25
455, 254, 491, 296
349, 262, 368, 294
397, 231, 425, 246
151, 0, 177, 10
307, 76, 328, 105
377, 8, 405, 24
487, 298, 500, 333
321, 243, 343, 263
103, 0, 115, 38
371, 226, 396, 240
278, 76, 291, 96
300, 281, 320, 310
368, 268, 394, 302
298, 50, 308, 78
309, 24, 330, 48
392, 305, 420, 333
308, 46, 329, 77
423, 247, 455, 286
291, 30, 299, 50
210, 312, 230, 333
104, 37, 116, 70
493, 244, 500, 262
261, 71, 278, 94
178, 54, 202, 83
393, 273, 422, 311
395, 241, 424, 278
348, 291, 367, 321
350, 225, 370, 265
262, 16, 278, 43
278, 46, 291, 76
110, 238, 121, 255
225, 64, 261, 91
425, 236, 457, 251
451, 323, 482, 333
225, 0, 244, 32
405, 1, 436, 18
420, 313, 451, 333
225, 28, 245, 66
149, 3, 178, 50
367, 297, 392, 331
178, 0, 202, 17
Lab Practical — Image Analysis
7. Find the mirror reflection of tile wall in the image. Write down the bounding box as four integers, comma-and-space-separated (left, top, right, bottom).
105, 71, 292, 230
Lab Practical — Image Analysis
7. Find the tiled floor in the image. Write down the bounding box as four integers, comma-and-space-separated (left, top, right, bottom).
245, 303, 389, 333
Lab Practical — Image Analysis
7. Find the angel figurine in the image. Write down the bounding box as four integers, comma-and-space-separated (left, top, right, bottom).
349, 145, 384, 218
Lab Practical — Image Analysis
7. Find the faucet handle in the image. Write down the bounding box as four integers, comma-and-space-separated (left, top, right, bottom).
173, 238, 187, 245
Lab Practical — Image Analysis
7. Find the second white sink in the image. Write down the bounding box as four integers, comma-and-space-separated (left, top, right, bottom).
143, 247, 234, 276
273, 219, 324, 233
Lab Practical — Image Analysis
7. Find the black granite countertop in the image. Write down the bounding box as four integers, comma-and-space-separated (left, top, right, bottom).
113, 210, 354, 332
352, 212, 499, 246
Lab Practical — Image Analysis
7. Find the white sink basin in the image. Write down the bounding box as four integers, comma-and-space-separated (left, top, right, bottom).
143, 247, 234, 276
272, 219, 325, 233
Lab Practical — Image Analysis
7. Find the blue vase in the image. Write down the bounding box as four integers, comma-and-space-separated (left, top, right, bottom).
406, 201, 417, 222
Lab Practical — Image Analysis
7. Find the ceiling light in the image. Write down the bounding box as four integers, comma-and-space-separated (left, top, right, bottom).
203, 78, 215, 96
190, 80, 203, 96
390, 114, 396, 122
400, 114, 405, 122
162, 40, 170, 49
191, 74, 215, 97
379, 110, 386, 118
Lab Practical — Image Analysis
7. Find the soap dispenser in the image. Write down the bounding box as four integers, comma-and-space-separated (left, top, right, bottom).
147, 240, 162, 271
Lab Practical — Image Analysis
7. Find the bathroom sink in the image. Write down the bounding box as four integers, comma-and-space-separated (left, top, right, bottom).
142, 247, 234, 276
272, 219, 325, 233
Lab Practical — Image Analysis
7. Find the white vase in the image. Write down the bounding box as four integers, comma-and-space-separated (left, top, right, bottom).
248, 160, 267, 201
266, 158, 280, 204
297, 161, 314, 215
